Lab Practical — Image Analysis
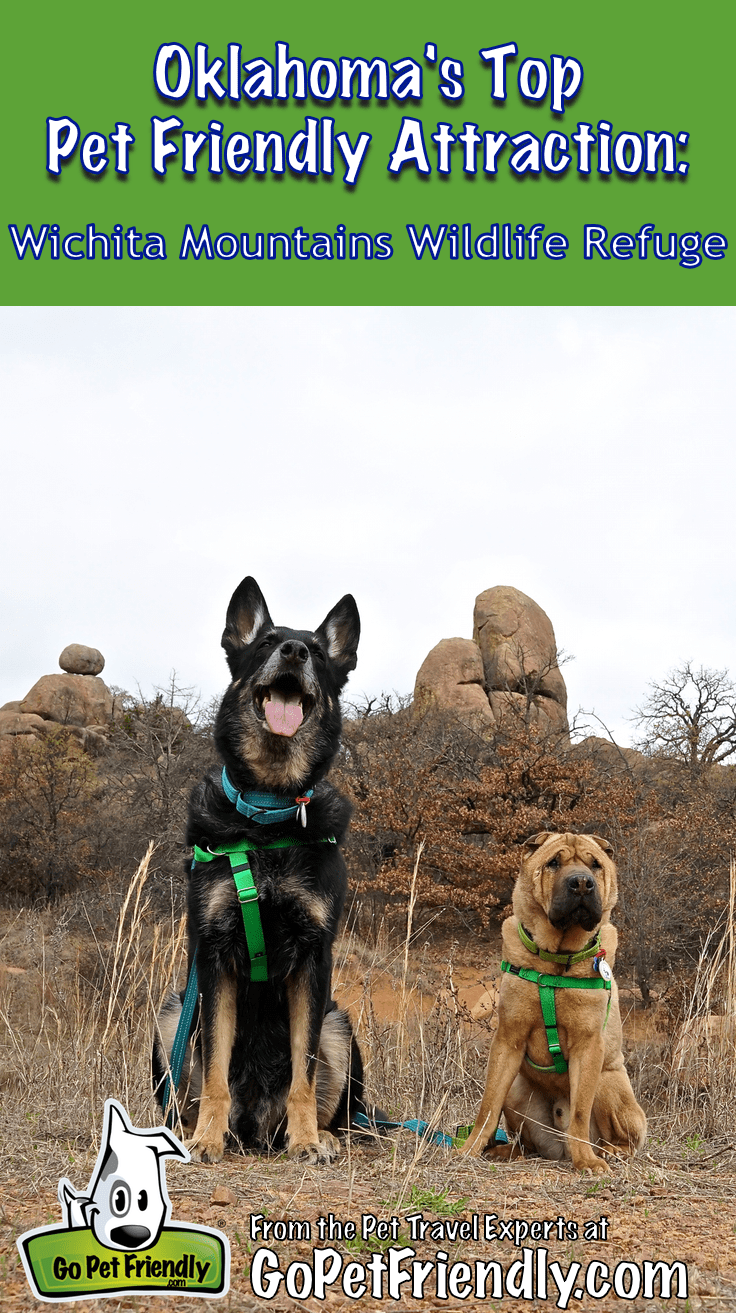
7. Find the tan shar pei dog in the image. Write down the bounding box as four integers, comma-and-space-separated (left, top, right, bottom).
460, 832, 646, 1173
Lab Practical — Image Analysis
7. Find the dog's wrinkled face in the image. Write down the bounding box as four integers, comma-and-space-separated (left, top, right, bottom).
215, 577, 360, 792
520, 832, 617, 933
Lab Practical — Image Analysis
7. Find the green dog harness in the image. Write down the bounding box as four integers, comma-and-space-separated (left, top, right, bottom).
501, 925, 612, 1075
191, 835, 336, 982
516, 922, 603, 969
161, 832, 336, 1124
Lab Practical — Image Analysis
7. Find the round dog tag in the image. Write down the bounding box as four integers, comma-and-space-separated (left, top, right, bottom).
596, 958, 613, 981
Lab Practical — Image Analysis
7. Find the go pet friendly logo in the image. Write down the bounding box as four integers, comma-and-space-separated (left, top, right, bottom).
17, 1099, 230, 1300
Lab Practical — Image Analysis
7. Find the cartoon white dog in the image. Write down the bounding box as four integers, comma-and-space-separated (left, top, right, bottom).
58, 1099, 189, 1250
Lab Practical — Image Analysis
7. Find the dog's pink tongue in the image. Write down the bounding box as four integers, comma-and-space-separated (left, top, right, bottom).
264, 690, 303, 737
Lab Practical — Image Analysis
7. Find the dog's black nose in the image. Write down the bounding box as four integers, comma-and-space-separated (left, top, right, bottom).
567, 872, 595, 896
280, 640, 309, 664
110, 1225, 151, 1247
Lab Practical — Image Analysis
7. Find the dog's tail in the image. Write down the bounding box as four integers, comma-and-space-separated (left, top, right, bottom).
318, 1002, 393, 1135
316, 1003, 361, 1131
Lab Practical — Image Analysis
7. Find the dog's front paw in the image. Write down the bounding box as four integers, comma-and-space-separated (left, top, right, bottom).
287, 1131, 341, 1164
576, 1152, 609, 1175
186, 1132, 225, 1164
483, 1142, 519, 1162
317, 1131, 341, 1161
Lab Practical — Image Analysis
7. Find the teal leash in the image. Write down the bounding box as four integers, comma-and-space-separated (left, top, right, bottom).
352, 1111, 508, 1149
352, 1110, 455, 1147
162, 945, 201, 1126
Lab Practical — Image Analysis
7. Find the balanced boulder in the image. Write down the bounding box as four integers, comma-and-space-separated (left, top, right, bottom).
59, 644, 105, 676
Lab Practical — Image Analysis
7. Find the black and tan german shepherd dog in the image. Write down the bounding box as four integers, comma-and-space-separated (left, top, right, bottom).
153, 576, 368, 1164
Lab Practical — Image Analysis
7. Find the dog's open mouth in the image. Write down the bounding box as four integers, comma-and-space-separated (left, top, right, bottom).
255, 677, 314, 738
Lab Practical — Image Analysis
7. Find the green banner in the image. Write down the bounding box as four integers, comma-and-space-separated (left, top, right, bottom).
19, 1226, 227, 1300
2, 0, 733, 304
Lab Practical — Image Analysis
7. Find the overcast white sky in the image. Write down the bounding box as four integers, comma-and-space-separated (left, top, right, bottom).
1, 305, 733, 744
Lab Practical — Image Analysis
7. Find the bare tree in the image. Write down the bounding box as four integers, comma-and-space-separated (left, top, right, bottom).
335, 698, 636, 925
485, 642, 572, 743
103, 675, 217, 898
0, 730, 99, 900
633, 663, 736, 778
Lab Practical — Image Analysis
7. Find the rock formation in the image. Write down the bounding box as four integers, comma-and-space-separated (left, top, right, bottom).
0, 644, 115, 751
20, 674, 113, 728
414, 638, 495, 730
474, 586, 568, 734
59, 643, 105, 676
413, 586, 568, 735
0, 711, 48, 738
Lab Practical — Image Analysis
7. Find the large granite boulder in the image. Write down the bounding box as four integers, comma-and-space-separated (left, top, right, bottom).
473, 585, 568, 716
412, 585, 569, 736
20, 674, 114, 728
0, 710, 47, 737
59, 644, 105, 676
414, 638, 495, 729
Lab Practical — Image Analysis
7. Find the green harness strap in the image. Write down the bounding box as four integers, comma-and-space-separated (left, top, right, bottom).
517, 922, 602, 968
162, 832, 336, 1125
501, 961, 612, 1075
192, 835, 336, 983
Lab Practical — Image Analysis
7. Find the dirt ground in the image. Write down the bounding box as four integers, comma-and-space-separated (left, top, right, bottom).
2, 1135, 736, 1312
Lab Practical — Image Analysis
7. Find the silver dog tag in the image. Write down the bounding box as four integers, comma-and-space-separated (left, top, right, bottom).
595, 958, 612, 981
298, 801, 308, 827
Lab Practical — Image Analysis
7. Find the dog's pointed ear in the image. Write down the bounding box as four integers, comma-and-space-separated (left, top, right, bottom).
222, 577, 273, 659
588, 834, 615, 858
144, 1128, 190, 1163
315, 595, 360, 685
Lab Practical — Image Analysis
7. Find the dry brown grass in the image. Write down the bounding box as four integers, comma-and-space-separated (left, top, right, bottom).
1, 850, 735, 1200
3, 856, 736, 1312
0, 845, 187, 1186
633, 857, 736, 1153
